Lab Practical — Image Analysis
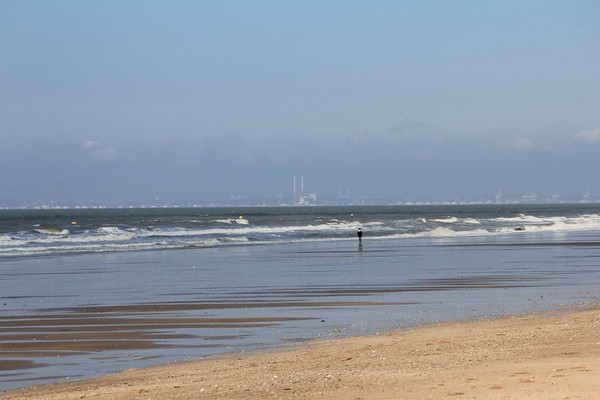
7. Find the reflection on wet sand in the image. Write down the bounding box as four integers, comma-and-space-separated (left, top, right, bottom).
0, 274, 541, 386
0, 312, 307, 363
0, 300, 409, 382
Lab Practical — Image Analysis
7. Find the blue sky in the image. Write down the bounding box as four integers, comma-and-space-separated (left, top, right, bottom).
1, 1, 599, 204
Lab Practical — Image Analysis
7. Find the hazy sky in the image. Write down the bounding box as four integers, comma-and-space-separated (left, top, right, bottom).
1, 1, 599, 204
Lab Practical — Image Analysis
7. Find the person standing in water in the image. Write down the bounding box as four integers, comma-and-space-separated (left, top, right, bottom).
357, 228, 363, 242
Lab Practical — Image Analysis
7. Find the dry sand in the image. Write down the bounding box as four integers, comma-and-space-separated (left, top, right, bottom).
3, 307, 600, 400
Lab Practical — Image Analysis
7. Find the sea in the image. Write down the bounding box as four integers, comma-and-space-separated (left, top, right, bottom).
1, 204, 600, 390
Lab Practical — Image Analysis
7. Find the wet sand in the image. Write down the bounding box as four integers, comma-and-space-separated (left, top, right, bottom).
0, 300, 402, 371
3, 239, 600, 392
1, 297, 421, 391
0, 270, 560, 390
2, 306, 599, 399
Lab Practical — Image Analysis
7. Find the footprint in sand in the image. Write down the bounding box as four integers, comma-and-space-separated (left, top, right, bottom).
571, 365, 593, 372
510, 371, 530, 377
552, 368, 566, 378
518, 378, 535, 383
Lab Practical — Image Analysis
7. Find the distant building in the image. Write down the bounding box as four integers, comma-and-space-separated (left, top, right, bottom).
292, 176, 317, 205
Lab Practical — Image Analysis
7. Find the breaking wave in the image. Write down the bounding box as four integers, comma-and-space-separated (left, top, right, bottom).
2, 206, 600, 258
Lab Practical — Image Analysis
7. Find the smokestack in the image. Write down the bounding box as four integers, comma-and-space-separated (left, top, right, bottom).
301, 176, 304, 195
293, 176, 296, 205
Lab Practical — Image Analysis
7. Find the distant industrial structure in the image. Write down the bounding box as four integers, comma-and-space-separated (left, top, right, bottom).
2, 184, 599, 209
292, 176, 317, 206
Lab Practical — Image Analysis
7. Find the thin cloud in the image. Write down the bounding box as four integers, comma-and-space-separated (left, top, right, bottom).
573, 127, 600, 144
84, 140, 118, 162
84, 140, 100, 149
514, 138, 534, 151
498, 137, 534, 151
90, 146, 118, 162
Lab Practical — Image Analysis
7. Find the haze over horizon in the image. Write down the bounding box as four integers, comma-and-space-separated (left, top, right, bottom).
2, 1, 599, 205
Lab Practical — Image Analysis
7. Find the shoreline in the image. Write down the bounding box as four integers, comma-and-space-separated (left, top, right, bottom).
3, 305, 600, 399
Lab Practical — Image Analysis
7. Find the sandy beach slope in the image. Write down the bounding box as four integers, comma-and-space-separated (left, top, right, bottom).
3, 307, 599, 400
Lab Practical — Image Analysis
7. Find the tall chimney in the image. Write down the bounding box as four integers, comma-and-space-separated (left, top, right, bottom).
293, 176, 296, 206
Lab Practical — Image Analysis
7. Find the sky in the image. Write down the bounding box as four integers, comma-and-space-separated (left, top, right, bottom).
1, 1, 600, 205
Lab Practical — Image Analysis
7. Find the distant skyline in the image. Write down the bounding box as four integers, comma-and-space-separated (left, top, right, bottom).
2, 1, 600, 205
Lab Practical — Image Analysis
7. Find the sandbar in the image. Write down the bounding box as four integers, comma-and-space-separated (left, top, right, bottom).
2, 306, 600, 399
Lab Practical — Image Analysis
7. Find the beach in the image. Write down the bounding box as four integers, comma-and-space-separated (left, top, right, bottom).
3, 306, 600, 399
4, 0, 599, 395
2, 205, 600, 394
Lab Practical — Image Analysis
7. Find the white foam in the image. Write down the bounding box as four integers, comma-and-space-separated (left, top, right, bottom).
431, 217, 459, 224
34, 228, 70, 235
4, 211, 600, 259
427, 227, 459, 237
136, 221, 363, 238
495, 214, 545, 223
212, 219, 235, 224
198, 238, 222, 247
493, 214, 600, 234
219, 236, 250, 243
406, 226, 491, 239
97, 226, 129, 235
0, 237, 236, 257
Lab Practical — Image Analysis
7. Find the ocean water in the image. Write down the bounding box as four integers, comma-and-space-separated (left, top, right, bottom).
2, 204, 600, 258
1, 204, 600, 390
